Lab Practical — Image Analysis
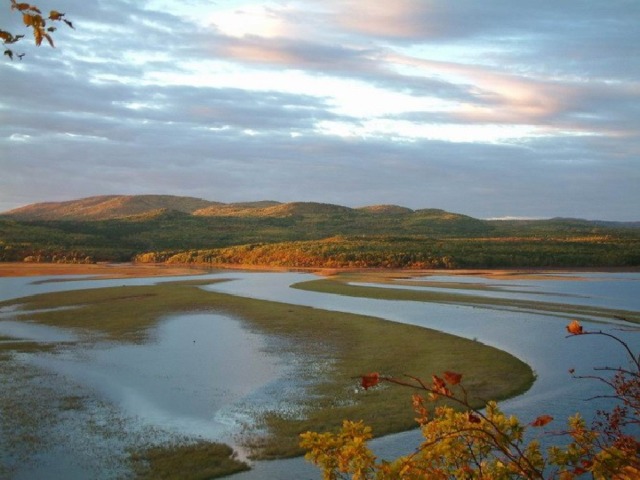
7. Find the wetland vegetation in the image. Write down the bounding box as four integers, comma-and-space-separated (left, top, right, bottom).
1, 276, 534, 478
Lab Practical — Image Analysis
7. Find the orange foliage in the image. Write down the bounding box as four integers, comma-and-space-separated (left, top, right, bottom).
566, 319, 584, 335
530, 414, 554, 427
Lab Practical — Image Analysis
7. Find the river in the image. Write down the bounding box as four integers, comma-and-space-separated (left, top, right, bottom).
1, 270, 638, 479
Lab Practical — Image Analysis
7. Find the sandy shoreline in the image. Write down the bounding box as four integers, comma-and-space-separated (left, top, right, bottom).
1, 262, 636, 280
0, 262, 212, 278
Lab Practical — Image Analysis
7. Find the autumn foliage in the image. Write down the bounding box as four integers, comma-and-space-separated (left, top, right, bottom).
301, 320, 640, 479
2, 0, 73, 59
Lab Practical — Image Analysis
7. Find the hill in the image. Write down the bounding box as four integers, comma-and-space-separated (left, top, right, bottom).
1, 195, 639, 268
3, 195, 218, 221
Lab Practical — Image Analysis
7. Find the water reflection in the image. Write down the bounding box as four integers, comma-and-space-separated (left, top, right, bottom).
22, 313, 285, 443
0, 318, 78, 343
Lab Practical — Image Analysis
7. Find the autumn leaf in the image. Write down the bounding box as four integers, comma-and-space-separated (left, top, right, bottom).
22, 13, 34, 26
467, 412, 482, 424
444, 371, 462, 385
431, 374, 452, 398
530, 414, 553, 427
13, 2, 33, 12
566, 320, 584, 335
361, 372, 380, 390
33, 27, 42, 46
43, 32, 54, 47
49, 10, 64, 21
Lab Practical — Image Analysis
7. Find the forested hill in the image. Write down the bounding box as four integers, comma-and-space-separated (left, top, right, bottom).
2, 195, 218, 221
3, 195, 481, 223
1, 195, 639, 268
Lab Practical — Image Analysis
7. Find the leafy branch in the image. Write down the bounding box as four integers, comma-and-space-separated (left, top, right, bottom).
301, 320, 640, 479
2, 0, 74, 60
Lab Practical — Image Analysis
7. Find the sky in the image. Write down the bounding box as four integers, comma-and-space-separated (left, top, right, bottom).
1, 1, 639, 220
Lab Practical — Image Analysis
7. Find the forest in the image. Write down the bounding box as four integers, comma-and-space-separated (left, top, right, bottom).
1, 196, 639, 269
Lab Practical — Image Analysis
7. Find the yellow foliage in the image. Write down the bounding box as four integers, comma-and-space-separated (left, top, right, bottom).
301, 323, 639, 479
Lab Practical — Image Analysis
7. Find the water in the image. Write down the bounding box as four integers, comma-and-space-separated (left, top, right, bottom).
1, 270, 638, 479
359, 271, 640, 311
22, 313, 285, 441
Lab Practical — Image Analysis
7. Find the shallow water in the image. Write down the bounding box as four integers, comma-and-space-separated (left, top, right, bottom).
21, 313, 286, 442
1, 271, 638, 479
0, 318, 78, 343
356, 271, 640, 311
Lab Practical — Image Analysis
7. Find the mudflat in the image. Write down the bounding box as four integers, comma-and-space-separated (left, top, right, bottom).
0, 262, 210, 278
0, 262, 600, 280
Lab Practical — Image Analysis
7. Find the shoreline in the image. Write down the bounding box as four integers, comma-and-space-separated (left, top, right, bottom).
0, 262, 212, 278
1, 262, 637, 280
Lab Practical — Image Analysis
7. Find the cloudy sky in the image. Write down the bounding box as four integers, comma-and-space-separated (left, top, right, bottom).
1, 1, 639, 220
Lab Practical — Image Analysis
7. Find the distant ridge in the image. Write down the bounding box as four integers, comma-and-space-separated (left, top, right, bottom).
193, 201, 282, 217
3, 195, 218, 221
1, 197, 408, 221
2, 195, 638, 225
257, 202, 355, 217
357, 205, 413, 215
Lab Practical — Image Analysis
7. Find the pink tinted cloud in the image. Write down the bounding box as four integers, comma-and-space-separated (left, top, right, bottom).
332, 0, 438, 39
384, 52, 577, 125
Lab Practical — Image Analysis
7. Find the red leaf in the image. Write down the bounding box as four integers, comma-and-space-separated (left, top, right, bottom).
431, 375, 452, 397
531, 414, 553, 427
444, 371, 462, 385
361, 372, 380, 390
468, 412, 482, 424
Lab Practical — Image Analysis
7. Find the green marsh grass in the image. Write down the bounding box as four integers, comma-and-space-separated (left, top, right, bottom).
130, 442, 250, 479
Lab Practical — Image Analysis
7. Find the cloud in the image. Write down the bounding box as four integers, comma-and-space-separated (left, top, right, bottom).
1, 0, 638, 220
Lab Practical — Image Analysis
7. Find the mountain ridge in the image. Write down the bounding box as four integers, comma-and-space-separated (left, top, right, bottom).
1, 195, 639, 267
3, 195, 216, 221
2, 195, 462, 222
3, 195, 637, 224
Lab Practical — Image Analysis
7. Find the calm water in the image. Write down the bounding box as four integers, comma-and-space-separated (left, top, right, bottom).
22, 314, 285, 441
1, 271, 638, 479
357, 272, 640, 311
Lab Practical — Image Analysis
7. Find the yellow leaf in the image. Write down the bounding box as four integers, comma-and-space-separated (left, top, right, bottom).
33, 28, 42, 46
49, 10, 64, 21
14, 3, 32, 12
